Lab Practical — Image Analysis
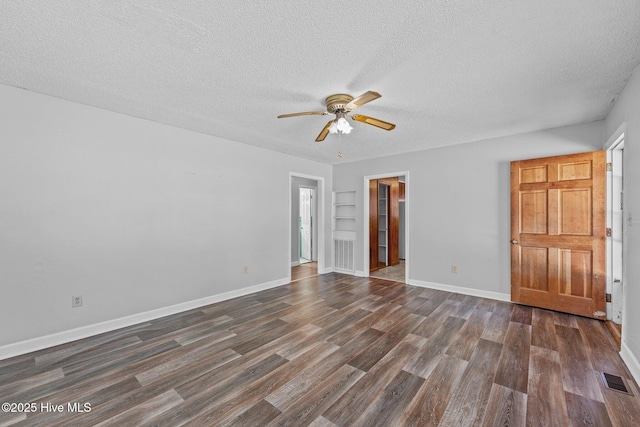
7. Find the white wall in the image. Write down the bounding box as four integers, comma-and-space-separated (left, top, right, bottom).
0, 85, 332, 351
604, 64, 640, 379
333, 121, 604, 297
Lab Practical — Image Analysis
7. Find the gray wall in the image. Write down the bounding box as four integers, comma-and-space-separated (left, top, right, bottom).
333, 121, 604, 295
604, 64, 640, 372
0, 85, 332, 347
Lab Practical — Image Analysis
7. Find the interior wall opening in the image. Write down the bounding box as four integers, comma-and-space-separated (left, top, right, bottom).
290, 174, 323, 282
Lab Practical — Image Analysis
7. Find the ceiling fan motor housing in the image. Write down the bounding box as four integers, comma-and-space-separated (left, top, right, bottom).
325, 94, 354, 114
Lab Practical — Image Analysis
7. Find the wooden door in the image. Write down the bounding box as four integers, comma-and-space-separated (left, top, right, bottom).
510, 151, 606, 319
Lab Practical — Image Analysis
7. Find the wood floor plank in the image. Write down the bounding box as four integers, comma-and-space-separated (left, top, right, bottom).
494, 321, 531, 394
265, 364, 364, 427
0, 368, 65, 402
184, 327, 381, 426
556, 324, 605, 403
351, 369, 425, 427
399, 353, 468, 426
322, 333, 426, 426
480, 300, 514, 344
346, 313, 424, 372
370, 305, 413, 332
452, 294, 481, 319
510, 304, 533, 325
2, 273, 640, 426
404, 315, 466, 379
179, 342, 340, 426
264, 343, 345, 411
308, 415, 338, 427
553, 311, 579, 328
565, 391, 613, 427
526, 345, 571, 427
4, 339, 181, 414
475, 297, 498, 313
445, 309, 492, 361
225, 399, 281, 427
158, 354, 290, 426
531, 308, 558, 351
325, 302, 402, 346
439, 339, 504, 426
410, 299, 460, 339
575, 316, 630, 378
95, 389, 183, 427
481, 383, 527, 427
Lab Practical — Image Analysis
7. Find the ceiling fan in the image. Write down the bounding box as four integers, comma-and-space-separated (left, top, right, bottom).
277, 91, 396, 142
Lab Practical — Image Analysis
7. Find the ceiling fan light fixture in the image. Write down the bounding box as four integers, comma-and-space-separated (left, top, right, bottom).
329, 111, 352, 135
336, 117, 352, 134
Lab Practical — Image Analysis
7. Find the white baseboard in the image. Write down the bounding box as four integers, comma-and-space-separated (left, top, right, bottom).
333, 268, 356, 275
408, 279, 511, 302
620, 341, 640, 385
0, 277, 289, 361
291, 261, 300, 267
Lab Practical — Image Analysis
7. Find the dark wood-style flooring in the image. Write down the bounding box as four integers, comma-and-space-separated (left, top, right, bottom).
291, 262, 318, 282
1, 273, 639, 426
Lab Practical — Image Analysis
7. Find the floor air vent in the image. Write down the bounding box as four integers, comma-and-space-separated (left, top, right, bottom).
602, 373, 631, 394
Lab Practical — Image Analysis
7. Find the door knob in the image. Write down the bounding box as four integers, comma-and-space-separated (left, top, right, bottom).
511, 239, 518, 245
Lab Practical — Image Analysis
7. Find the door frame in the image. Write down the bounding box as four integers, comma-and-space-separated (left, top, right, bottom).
605, 123, 626, 324
363, 171, 410, 280
289, 172, 325, 282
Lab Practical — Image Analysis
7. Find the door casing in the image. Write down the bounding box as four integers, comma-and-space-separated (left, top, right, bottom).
606, 126, 625, 324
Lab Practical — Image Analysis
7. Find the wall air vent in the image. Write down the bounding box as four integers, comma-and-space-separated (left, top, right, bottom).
334, 239, 355, 273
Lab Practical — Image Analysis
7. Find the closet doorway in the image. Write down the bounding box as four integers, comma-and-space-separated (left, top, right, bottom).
366, 173, 408, 283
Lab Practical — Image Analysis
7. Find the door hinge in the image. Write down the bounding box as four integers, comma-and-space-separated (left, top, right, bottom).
606, 293, 612, 302
606, 228, 612, 237
606, 162, 612, 172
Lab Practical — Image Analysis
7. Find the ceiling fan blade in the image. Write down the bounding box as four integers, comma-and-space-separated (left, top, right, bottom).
351, 114, 396, 131
316, 120, 333, 142
345, 91, 381, 111
277, 111, 328, 118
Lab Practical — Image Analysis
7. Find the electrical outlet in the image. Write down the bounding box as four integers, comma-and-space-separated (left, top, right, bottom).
451, 265, 458, 273
72, 295, 83, 308
243, 266, 249, 274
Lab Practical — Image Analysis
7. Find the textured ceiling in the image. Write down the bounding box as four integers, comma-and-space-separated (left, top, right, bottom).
2, 1, 640, 164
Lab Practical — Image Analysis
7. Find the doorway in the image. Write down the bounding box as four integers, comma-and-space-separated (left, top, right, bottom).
289, 173, 324, 282
365, 173, 409, 283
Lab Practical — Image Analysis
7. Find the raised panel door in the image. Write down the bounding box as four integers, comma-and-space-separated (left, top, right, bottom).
511, 151, 606, 318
